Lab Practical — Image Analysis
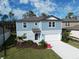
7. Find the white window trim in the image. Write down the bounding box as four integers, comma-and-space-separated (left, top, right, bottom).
34, 22, 38, 26
65, 22, 70, 26
52, 22, 55, 27
48, 21, 55, 28
22, 22, 27, 28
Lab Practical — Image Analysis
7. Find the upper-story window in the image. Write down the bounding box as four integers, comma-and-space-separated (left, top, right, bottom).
49, 22, 51, 27
49, 22, 55, 27
35, 22, 37, 25
52, 22, 55, 27
65, 22, 70, 26
23, 23, 27, 28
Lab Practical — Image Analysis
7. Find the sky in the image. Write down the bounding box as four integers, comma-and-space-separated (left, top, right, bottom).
0, 0, 79, 19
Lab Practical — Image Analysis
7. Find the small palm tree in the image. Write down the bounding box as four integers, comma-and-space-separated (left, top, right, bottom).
9, 11, 14, 21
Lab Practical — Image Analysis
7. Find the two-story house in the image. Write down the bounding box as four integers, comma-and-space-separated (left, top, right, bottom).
62, 20, 79, 30
16, 16, 62, 43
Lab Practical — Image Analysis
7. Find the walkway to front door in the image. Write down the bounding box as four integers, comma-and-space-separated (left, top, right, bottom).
47, 41, 79, 59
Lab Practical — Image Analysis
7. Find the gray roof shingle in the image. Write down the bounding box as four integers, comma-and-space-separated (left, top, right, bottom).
16, 15, 61, 22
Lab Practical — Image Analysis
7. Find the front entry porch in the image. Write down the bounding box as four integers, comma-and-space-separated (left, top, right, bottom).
32, 28, 41, 42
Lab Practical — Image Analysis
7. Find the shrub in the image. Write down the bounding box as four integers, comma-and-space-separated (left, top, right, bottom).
38, 40, 47, 49
2, 34, 16, 50
62, 29, 71, 43
18, 36, 23, 40
16, 40, 48, 49
22, 33, 27, 39
26, 40, 34, 46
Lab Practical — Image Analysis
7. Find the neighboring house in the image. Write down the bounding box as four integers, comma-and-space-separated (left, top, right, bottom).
62, 16, 79, 29
62, 17, 79, 41
0, 26, 10, 46
16, 16, 62, 43
62, 20, 79, 29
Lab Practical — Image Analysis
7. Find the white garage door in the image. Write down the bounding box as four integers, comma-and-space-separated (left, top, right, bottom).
45, 34, 61, 42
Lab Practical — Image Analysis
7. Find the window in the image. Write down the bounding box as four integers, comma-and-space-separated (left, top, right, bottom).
35, 22, 37, 25
52, 22, 55, 27
65, 22, 70, 26
49, 22, 51, 27
68, 22, 70, 26
65, 22, 67, 26
23, 23, 26, 28
49, 22, 55, 27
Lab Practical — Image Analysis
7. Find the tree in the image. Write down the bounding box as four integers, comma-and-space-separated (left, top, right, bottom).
1, 14, 8, 21
0, 13, 2, 16
66, 12, 74, 19
27, 10, 36, 16
23, 12, 27, 18
23, 11, 36, 18
62, 29, 71, 43
41, 13, 48, 17
0, 11, 2, 16
9, 11, 15, 21
68, 12, 73, 18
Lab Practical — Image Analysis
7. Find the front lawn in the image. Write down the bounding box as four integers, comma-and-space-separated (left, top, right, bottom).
0, 47, 61, 59
67, 39, 79, 48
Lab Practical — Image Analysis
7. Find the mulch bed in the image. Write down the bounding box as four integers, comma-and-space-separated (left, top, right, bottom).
16, 41, 52, 49
16, 41, 38, 48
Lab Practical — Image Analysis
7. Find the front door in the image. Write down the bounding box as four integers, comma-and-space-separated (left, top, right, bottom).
35, 33, 39, 40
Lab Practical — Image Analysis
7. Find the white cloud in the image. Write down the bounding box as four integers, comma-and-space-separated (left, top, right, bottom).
0, 0, 11, 14
0, 0, 26, 19
19, 0, 57, 15
30, 0, 57, 15
64, 5, 73, 13
13, 8, 26, 19
73, 0, 76, 3
20, 0, 29, 4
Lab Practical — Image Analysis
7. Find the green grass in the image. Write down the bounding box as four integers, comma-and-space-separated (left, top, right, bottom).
0, 47, 61, 59
67, 39, 79, 48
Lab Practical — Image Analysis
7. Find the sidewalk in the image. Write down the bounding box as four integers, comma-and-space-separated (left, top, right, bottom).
48, 41, 79, 59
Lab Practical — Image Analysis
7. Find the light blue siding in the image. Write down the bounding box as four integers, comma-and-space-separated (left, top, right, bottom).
16, 21, 61, 31
16, 21, 62, 42
16, 22, 41, 31
41, 21, 62, 30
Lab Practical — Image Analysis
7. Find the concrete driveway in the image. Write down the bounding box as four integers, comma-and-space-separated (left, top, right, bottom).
47, 41, 79, 59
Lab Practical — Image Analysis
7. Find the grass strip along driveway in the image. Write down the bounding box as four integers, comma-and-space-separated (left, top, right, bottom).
67, 39, 79, 48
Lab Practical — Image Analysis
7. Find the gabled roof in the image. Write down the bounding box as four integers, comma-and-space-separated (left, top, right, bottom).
16, 15, 61, 22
